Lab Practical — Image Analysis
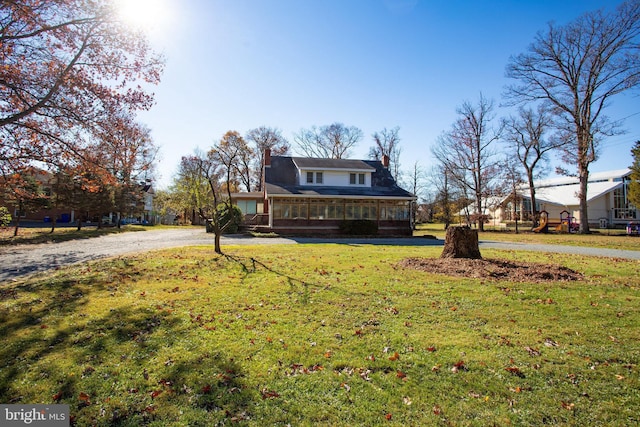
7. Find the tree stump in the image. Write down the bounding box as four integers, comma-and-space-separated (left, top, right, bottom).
440, 226, 482, 259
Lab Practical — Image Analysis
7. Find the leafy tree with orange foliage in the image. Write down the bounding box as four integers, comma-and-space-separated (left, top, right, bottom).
0, 0, 163, 228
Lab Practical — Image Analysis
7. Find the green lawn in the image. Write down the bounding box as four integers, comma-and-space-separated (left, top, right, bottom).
416, 223, 640, 251
1, 244, 639, 426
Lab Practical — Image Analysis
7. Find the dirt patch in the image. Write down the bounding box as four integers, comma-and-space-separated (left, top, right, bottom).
399, 257, 583, 283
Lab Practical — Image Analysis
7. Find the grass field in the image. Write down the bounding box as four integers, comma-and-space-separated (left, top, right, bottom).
415, 223, 640, 251
1, 243, 638, 426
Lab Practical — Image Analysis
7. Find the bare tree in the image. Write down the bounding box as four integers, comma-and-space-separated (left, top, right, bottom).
499, 159, 525, 233
294, 122, 362, 159
195, 152, 226, 254
217, 131, 253, 192
502, 105, 561, 225
504, 0, 640, 233
246, 126, 289, 191
175, 148, 234, 255
431, 94, 503, 231
405, 161, 425, 228
369, 127, 402, 181
427, 164, 455, 229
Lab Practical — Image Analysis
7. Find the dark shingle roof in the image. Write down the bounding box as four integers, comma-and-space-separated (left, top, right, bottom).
265, 156, 414, 199
292, 157, 375, 171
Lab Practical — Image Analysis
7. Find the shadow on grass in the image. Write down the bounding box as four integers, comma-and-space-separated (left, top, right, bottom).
224, 253, 314, 289
0, 225, 148, 247
0, 267, 255, 425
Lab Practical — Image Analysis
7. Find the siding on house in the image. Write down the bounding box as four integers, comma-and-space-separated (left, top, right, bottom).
259, 155, 415, 235
468, 169, 636, 227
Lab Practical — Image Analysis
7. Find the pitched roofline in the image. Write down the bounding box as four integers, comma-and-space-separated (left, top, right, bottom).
290, 156, 376, 172
266, 193, 415, 200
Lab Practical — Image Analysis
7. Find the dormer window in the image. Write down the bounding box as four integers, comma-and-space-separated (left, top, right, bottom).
350, 173, 365, 185
306, 171, 323, 184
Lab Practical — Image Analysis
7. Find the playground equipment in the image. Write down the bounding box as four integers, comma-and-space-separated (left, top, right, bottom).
532, 210, 549, 233
557, 210, 579, 233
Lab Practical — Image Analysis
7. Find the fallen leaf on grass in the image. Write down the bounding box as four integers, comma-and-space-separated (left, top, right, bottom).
451, 360, 466, 373
524, 346, 541, 356
260, 388, 280, 399
388, 352, 400, 361
505, 366, 525, 378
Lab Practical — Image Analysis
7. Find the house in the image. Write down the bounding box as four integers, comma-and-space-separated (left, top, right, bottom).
530, 169, 635, 228
479, 169, 636, 228
0, 168, 74, 223
237, 150, 416, 235
0, 167, 156, 225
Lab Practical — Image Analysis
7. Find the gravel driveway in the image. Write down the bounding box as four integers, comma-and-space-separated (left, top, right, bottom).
1, 227, 638, 281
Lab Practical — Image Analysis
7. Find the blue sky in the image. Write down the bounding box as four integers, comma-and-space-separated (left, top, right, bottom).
137, 0, 640, 190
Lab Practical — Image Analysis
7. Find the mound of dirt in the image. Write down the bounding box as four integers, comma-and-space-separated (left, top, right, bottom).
399, 257, 583, 283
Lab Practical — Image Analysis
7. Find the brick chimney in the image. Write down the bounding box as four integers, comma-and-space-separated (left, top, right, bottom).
264, 148, 271, 167
382, 154, 390, 168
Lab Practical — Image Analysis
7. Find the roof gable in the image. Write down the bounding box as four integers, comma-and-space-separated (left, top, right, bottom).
265, 156, 414, 199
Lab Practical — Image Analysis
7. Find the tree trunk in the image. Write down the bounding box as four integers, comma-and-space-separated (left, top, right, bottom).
527, 169, 537, 227
440, 226, 482, 259
578, 167, 590, 233
214, 231, 222, 254
50, 217, 57, 233
475, 191, 485, 232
